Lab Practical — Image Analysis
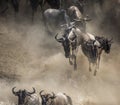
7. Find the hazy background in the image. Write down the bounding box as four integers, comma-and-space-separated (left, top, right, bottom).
0, 0, 120, 105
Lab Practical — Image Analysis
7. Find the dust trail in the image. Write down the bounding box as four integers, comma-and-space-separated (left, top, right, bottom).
0, 1, 120, 105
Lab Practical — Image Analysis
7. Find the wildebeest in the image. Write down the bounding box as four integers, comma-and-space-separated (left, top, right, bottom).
81, 36, 113, 76
40, 90, 72, 105
12, 87, 40, 105
55, 32, 78, 70
67, 5, 91, 32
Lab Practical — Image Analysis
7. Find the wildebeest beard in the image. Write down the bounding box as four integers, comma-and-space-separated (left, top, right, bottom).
17, 90, 26, 105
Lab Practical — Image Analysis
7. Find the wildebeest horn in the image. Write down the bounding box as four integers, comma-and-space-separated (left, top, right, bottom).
55, 34, 64, 43
49, 92, 56, 99
39, 90, 44, 97
12, 87, 17, 95
52, 92, 56, 98
28, 87, 36, 94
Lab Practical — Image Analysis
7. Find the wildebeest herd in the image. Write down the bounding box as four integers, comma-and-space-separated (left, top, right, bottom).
0, 0, 114, 104
12, 87, 72, 105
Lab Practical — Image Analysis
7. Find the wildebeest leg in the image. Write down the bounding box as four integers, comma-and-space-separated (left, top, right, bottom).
94, 62, 98, 76
69, 57, 73, 65
97, 55, 101, 69
70, 50, 77, 70
73, 55, 77, 70
89, 62, 92, 72
97, 49, 102, 69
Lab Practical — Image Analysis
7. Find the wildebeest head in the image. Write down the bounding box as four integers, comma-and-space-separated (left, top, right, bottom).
96, 36, 113, 54
12, 87, 36, 105
55, 34, 70, 58
40, 90, 56, 105
103, 38, 113, 53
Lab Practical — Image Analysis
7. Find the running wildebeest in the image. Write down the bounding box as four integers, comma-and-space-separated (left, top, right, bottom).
40, 90, 72, 105
65, 25, 112, 75
81, 36, 113, 76
12, 87, 40, 105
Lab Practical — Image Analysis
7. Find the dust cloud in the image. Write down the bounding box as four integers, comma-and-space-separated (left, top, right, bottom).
0, 1, 120, 105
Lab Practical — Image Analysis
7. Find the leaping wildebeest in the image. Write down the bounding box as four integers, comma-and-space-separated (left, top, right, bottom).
40, 90, 72, 105
81, 36, 113, 76
12, 87, 40, 105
